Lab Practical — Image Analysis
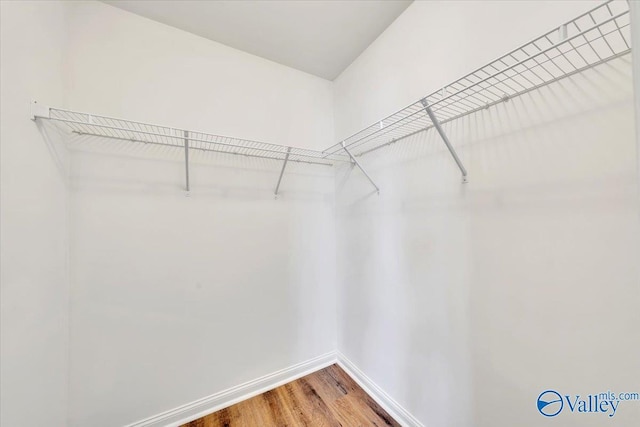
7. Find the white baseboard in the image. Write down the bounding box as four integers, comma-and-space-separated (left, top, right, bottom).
125, 350, 423, 427
124, 351, 337, 427
336, 351, 424, 427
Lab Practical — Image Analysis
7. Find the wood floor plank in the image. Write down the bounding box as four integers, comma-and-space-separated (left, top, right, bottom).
261, 389, 296, 427
180, 364, 399, 427
295, 377, 341, 427
324, 364, 360, 395
327, 395, 381, 427
278, 383, 310, 426
303, 367, 347, 406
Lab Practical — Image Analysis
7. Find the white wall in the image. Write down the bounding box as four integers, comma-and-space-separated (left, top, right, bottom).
63, 2, 337, 426
0, 1, 70, 426
633, 1, 640, 192
333, 1, 640, 426
65, 1, 334, 151
3, 1, 638, 426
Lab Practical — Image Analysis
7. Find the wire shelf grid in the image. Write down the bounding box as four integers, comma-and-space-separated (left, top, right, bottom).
33, 0, 632, 192
323, 0, 632, 158
45, 107, 348, 166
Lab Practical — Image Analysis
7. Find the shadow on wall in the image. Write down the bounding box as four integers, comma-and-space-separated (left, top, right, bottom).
335, 54, 639, 427
36, 119, 71, 184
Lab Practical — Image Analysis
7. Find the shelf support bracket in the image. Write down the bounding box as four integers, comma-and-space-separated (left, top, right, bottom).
184, 130, 190, 192
30, 101, 50, 121
341, 142, 380, 194
274, 147, 291, 197
421, 99, 468, 183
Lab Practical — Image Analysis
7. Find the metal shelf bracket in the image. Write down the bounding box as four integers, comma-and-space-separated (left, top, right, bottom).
341, 142, 380, 194
184, 130, 190, 192
274, 146, 291, 197
421, 99, 468, 183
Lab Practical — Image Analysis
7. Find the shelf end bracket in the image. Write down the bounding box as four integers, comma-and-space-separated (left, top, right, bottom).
421, 99, 468, 183
30, 101, 50, 121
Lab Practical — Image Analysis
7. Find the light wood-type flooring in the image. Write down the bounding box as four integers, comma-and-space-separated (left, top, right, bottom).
181, 364, 400, 426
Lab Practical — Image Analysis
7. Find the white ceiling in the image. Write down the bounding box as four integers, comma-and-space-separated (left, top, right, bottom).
103, 0, 413, 80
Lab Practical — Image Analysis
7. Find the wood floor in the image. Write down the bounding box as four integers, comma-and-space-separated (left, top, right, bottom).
181, 364, 400, 427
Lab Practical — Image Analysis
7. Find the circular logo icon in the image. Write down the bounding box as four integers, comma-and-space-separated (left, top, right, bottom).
537, 390, 563, 417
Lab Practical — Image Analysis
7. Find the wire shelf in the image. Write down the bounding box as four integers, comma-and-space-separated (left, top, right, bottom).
323, 0, 632, 158
31, 1, 632, 193
41, 107, 349, 166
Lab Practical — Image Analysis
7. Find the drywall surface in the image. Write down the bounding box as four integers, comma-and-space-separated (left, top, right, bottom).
65, 2, 334, 151
0, 2, 70, 426
333, 1, 640, 426
633, 1, 640, 192
63, 2, 336, 426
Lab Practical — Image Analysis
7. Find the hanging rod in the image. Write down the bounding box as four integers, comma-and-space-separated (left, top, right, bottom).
324, 0, 632, 159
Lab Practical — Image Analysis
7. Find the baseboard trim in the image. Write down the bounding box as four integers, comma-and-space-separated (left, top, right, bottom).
124, 351, 337, 427
336, 351, 424, 427
125, 350, 423, 427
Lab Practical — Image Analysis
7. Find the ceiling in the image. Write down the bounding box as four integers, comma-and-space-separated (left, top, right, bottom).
103, 0, 413, 81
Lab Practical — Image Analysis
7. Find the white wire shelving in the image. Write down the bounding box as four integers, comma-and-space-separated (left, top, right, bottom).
35, 106, 348, 166
31, 104, 349, 194
31, 0, 632, 194
322, 0, 632, 185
